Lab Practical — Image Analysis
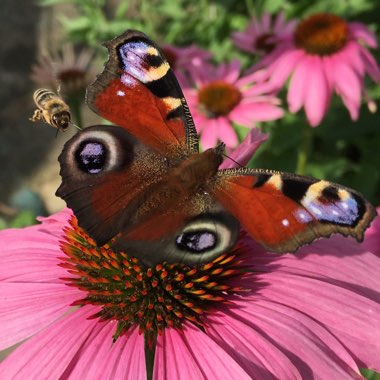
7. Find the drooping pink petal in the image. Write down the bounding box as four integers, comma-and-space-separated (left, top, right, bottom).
261, 12, 271, 32
217, 117, 238, 147
267, 48, 304, 89
287, 57, 309, 113
331, 55, 362, 120
251, 236, 380, 295
154, 323, 251, 380
205, 312, 301, 379
200, 119, 219, 149
302, 56, 330, 126
349, 22, 378, 48
237, 78, 278, 95
232, 31, 256, 53
64, 323, 146, 380
36, 208, 72, 234
229, 299, 363, 379
249, 239, 380, 371
0, 283, 84, 350
0, 306, 99, 379
223, 60, 241, 83
273, 12, 286, 33
341, 41, 365, 77
0, 235, 66, 284
359, 45, 380, 82
220, 128, 269, 169
230, 101, 283, 123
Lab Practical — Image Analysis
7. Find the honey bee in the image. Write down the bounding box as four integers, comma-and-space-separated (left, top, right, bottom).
30, 88, 72, 132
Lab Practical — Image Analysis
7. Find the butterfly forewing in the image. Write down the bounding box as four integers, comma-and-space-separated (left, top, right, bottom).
86, 30, 198, 158
211, 168, 377, 252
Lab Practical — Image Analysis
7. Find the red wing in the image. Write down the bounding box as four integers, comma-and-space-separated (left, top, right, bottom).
211, 169, 377, 253
86, 30, 198, 158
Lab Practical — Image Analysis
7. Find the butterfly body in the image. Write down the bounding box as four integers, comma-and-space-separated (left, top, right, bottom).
57, 30, 376, 267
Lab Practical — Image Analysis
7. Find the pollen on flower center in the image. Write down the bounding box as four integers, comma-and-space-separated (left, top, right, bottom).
198, 81, 242, 117
60, 217, 249, 344
294, 13, 348, 55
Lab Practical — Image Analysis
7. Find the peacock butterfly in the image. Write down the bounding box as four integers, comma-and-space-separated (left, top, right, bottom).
56, 30, 377, 267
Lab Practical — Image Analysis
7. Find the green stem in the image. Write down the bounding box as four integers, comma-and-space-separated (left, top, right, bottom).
69, 95, 84, 130
144, 333, 157, 380
296, 123, 313, 175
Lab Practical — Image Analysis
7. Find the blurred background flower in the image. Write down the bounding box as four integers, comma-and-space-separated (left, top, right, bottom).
31, 44, 94, 96
184, 60, 283, 149
232, 12, 296, 56
255, 13, 380, 126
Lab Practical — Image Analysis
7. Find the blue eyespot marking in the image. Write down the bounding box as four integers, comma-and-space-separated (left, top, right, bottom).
176, 231, 217, 253
75, 141, 107, 174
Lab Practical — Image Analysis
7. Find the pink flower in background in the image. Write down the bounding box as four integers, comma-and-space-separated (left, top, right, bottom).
31, 43, 95, 97
162, 44, 212, 72
184, 60, 283, 149
232, 12, 296, 56
161, 44, 212, 87
220, 127, 269, 169
1, 203, 380, 377
257, 13, 380, 126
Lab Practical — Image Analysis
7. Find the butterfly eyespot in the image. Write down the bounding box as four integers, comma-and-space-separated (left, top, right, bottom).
176, 230, 217, 253
75, 140, 108, 174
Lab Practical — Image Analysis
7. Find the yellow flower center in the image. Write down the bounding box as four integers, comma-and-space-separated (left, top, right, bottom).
61, 217, 250, 345
198, 81, 242, 117
294, 13, 348, 55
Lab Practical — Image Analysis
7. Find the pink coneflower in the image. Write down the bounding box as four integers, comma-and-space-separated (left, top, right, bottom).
1, 209, 380, 378
232, 12, 296, 56
0, 138, 379, 378
184, 60, 283, 149
257, 13, 380, 126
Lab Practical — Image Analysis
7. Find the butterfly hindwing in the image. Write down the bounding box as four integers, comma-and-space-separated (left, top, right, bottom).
211, 168, 377, 252
86, 30, 198, 158
56, 125, 170, 246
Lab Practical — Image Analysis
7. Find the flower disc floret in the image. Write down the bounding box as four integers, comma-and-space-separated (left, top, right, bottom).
60, 217, 249, 343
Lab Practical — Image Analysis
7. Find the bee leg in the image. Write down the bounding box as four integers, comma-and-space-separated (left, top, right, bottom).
30, 109, 42, 122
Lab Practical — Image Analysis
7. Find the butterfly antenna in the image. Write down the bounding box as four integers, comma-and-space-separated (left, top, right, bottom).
222, 153, 244, 168
55, 128, 60, 139
71, 122, 82, 131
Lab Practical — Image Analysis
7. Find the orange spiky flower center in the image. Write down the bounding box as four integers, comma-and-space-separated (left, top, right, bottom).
60, 217, 250, 344
198, 81, 242, 117
294, 13, 348, 56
